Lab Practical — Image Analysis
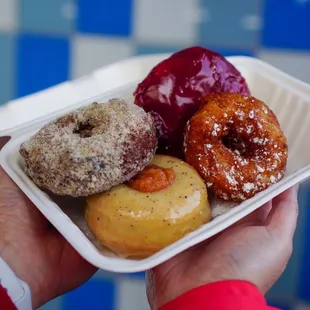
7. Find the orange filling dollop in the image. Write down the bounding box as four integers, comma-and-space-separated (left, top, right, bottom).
128, 165, 175, 193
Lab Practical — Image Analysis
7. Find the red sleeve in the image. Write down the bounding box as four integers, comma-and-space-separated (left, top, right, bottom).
0, 285, 17, 310
160, 280, 279, 310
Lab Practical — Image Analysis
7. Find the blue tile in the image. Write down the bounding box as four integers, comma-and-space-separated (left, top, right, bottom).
266, 300, 291, 310
19, 0, 74, 34
266, 250, 299, 300
202, 45, 255, 57
297, 184, 310, 301
77, 0, 133, 37
0, 33, 15, 105
199, 0, 261, 49
63, 278, 115, 310
16, 34, 70, 97
262, 0, 310, 50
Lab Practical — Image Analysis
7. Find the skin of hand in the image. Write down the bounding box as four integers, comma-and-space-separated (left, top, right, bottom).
0, 138, 98, 308
146, 185, 299, 310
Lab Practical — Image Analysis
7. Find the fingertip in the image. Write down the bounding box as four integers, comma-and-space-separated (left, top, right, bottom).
266, 187, 299, 239
273, 186, 299, 212
292, 183, 300, 197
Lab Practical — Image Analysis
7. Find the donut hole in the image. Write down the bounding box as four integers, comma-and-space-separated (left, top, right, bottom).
222, 132, 249, 156
73, 120, 95, 138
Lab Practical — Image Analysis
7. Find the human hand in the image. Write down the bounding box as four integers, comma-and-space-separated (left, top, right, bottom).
146, 186, 299, 310
0, 138, 97, 308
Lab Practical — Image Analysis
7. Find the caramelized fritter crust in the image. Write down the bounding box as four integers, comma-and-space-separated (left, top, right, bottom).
20, 98, 157, 197
184, 93, 288, 202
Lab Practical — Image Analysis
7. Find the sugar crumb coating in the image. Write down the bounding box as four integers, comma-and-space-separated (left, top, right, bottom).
20, 98, 158, 197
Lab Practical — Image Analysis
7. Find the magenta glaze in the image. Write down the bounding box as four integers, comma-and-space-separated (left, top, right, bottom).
134, 46, 250, 158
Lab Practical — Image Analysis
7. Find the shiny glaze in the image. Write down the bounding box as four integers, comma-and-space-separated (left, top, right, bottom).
85, 155, 211, 258
127, 164, 175, 193
134, 46, 250, 158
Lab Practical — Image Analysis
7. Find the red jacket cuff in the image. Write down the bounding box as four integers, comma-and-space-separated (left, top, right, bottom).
0, 285, 17, 310
159, 280, 279, 310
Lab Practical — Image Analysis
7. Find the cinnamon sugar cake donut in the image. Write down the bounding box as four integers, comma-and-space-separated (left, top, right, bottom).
20, 98, 157, 197
184, 93, 288, 202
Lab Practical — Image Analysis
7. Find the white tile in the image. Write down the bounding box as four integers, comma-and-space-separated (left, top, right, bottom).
258, 49, 310, 84
0, 0, 17, 31
71, 35, 134, 79
133, 0, 200, 45
116, 278, 150, 310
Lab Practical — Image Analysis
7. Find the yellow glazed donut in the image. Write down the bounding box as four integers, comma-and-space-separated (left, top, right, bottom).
85, 155, 211, 258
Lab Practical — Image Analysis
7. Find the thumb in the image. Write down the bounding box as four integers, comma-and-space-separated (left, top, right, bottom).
0, 136, 11, 150
0, 136, 16, 193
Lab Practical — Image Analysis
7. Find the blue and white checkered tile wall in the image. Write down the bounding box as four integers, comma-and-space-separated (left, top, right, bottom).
0, 0, 309, 309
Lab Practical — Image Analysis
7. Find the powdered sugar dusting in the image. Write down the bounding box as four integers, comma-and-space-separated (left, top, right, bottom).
246, 125, 254, 134
262, 106, 269, 114
205, 144, 212, 150
237, 157, 249, 166
225, 171, 238, 186
256, 165, 265, 173
249, 110, 255, 119
184, 92, 288, 204
243, 183, 255, 193
235, 111, 245, 120
212, 123, 221, 136
270, 175, 277, 183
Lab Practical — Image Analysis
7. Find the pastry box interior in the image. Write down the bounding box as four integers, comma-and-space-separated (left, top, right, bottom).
1, 49, 310, 273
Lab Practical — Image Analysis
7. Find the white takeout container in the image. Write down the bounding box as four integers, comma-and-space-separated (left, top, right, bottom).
0, 55, 310, 273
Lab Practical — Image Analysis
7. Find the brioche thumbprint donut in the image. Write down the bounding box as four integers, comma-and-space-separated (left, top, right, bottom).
20, 98, 157, 197
85, 155, 211, 258
184, 93, 288, 202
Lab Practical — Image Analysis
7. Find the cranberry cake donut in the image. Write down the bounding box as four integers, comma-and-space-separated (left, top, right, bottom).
134, 46, 250, 157
20, 98, 157, 197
